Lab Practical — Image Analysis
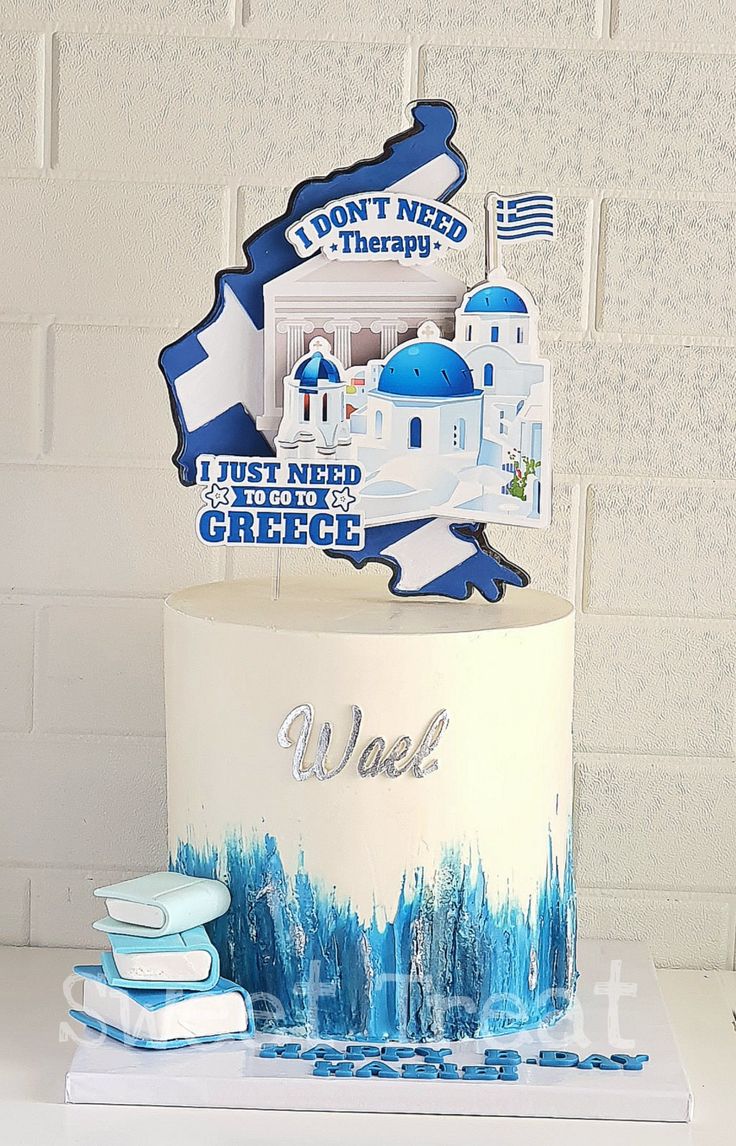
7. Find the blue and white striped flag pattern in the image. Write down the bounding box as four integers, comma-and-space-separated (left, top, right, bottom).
329, 517, 528, 602
495, 194, 555, 243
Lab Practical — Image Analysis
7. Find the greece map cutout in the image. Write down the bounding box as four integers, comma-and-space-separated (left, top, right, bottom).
160, 101, 555, 602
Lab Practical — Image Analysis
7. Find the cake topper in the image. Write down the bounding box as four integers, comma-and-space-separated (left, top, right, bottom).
160, 101, 555, 602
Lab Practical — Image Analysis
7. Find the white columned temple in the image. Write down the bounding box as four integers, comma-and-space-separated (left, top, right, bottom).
370, 319, 409, 357
323, 319, 361, 368
259, 257, 467, 441
277, 319, 315, 373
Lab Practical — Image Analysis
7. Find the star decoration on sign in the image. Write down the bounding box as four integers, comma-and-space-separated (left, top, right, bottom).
434, 241, 442, 250
202, 483, 232, 509
330, 486, 357, 512
330, 242, 339, 252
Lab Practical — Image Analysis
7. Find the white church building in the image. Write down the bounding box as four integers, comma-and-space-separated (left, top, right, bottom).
273, 274, 551, 529
275, 338, 353, 458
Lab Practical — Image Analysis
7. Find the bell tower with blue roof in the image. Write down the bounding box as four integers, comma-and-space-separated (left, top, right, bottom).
455, 278, 535, 361
275, 337, 353, 459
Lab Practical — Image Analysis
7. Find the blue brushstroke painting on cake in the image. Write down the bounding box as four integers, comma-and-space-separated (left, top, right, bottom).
172, 829, 575, 1041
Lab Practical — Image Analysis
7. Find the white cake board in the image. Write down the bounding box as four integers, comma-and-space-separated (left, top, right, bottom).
65, 940, 691, 1121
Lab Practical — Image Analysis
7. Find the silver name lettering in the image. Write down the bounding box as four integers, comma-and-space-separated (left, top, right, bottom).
277, 705, 449, 781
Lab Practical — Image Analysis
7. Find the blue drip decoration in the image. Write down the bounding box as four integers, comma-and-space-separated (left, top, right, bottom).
171, 830, 576, 1041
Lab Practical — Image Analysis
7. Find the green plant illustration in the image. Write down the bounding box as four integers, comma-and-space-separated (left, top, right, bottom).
507, 450, 541, 500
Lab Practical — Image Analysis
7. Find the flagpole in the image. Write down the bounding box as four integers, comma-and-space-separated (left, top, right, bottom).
484, 192, 498, 278
271, 546, 281, 602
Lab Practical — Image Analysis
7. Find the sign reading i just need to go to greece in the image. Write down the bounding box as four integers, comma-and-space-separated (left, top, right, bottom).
285, 193, 474, 262
196, 455, 364, 550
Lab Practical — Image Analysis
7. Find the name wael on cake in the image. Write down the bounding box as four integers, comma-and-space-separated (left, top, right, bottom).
278, 704, 450, 781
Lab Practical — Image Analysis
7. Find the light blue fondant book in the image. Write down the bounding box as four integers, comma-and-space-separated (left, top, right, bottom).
71, 965, 254, 1050
101, 925, 220, 991
92, 872, 230, 937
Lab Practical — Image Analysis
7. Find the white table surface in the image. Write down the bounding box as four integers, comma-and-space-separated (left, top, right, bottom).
2, 946, 735, 1145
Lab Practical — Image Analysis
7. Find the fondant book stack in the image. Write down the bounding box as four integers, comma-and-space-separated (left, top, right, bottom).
70, 873, 255, 1049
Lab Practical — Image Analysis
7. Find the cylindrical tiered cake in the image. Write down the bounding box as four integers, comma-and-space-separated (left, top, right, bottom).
165, 578, 575, 1041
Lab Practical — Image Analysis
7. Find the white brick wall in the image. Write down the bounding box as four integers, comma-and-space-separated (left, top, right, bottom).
0, 181, 226, 320
577, 891, 736, 969
549, 343, 736, 478
1, 468, 220, 595
586, 483, 736, 617
612, 0, 736, 41
0, 737, 166, 869
48, 325, 178, 463
0, 2, 733, 967
599, 199, 736, 337
36, 601, 164, 735
247, 0, 600, 40
423, 48, 735, 192
0, 32, 40, 170
576, 756, 736, 891
575, 618, 734, 756
0, 324, 41, 459
0, 605, 34, 731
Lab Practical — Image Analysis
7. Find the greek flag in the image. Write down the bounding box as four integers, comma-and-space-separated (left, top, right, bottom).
496, 194, 555, 242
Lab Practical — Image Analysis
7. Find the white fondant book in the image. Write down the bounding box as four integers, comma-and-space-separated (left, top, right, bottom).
101, 925, 219, 991
71, 966, 253, 1049
92, 872, 230, 937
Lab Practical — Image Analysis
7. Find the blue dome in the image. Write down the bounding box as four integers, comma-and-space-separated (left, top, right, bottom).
294, 351, 341, 388
377, 342, 475, 398
464, 285, 528, 314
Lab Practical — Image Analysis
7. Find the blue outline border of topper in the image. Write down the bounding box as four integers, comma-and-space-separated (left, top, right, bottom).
159, 101, 531, 603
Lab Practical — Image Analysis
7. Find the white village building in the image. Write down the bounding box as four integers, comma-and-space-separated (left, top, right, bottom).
259, 256, 466, 440
272, 271, 551, 529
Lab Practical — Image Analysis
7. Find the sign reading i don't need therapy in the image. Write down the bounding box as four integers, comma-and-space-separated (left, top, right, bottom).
286, 193, 474, 263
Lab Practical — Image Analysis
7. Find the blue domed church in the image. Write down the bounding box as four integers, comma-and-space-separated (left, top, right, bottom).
453, 280, 547, 489
356, 326, 483, 477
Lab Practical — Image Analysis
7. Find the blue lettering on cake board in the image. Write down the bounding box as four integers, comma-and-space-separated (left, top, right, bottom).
257, 1041, 650, 1083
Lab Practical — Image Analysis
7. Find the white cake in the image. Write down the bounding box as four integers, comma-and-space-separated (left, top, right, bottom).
165, 578, 576, 1041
